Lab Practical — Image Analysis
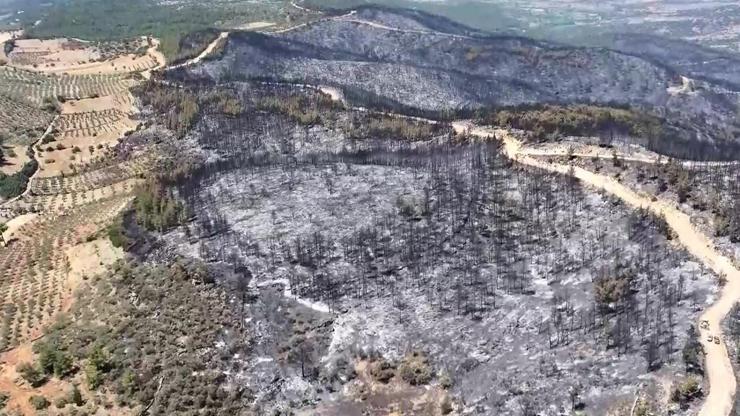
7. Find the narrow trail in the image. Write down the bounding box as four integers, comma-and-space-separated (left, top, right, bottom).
454, 123, 739, 416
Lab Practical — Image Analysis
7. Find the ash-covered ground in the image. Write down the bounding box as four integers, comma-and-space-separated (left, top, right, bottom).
129, 81, 718, 415
180, 6, 740, 155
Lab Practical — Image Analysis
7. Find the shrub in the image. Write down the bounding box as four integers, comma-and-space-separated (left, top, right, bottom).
477, 104, 663, 143
55, 396, 68, 409
714, 205, 740, 242
134, 180, 190, 232
594, 270, 634, 308
41, 96, 61, 112
36, 342, 74, 377
17, 362, 46, 387
670, 377, 702, 406
68, 384, 85, 406
368, 359, 395, 383
29, 395, 50, 410
107, 219, 129, 248
398, 351, 432, 385
0, 160, 37, 199
85, 344, 111, 389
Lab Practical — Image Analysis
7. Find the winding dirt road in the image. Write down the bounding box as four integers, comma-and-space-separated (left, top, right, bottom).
454, 123, 739, 416
169, 32, 229, 70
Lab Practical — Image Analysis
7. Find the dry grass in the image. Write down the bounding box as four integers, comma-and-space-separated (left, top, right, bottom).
7, 37, 160, 76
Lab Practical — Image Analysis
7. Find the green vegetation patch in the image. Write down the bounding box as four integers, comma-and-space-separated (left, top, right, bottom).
477, 104, 664, 143
133, 180, 190, 232
22, 0, 299, 60
0, 158, 37, 199
137, 81, 200, 137
0, 92, 55, 146
21, 260, 250, 413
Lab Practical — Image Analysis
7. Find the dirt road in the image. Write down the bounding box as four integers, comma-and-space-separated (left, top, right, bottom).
169, 32, 228, 70
454, 122, 739, 416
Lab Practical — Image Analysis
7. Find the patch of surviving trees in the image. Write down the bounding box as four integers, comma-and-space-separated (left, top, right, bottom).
15, 260, 251, 414
145, 82, 706, 376
170, 68, 740, 161
476, 103, 740, 161
625, 158, 740, 243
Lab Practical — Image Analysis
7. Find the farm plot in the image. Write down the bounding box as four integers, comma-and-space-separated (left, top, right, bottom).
0, 195, 133, 351
29, 155, 155, 195
55, 52, 161, 76
7, 37, 158, 75
54, 108, 136, 139
60, 92, 135, 114
10, 177, 141, 214
7, 38, 99, 70
35, 107, 138, 177
0, 66, 135, 106
0, 93, 55, 146
0, 29, 164, 358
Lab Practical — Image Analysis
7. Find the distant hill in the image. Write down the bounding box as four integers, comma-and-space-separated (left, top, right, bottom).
184, 6, 740, 157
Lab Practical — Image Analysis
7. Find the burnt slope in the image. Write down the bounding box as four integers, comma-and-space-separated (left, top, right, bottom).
185, 7, 739, 149
607, 33, 740, 90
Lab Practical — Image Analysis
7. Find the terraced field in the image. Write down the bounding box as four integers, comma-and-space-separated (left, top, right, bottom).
55, 108, 134, 139
6, 36, 164, 76
0, 195, 133, 350
29, 155, 154, 196
0, 35, 165, 352
0, 93, 54, 146
0, 66, 135, 105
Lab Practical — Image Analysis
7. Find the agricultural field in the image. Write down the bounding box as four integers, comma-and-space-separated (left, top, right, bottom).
0, 195, 132, 350
0, 67, 135, 106
0, 92, 54, 146
35, 107, 138, 177
6, 36, 161, 75
0, 21, 168, 377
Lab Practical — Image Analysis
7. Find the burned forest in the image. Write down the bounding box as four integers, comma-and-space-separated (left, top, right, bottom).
115, 80, 718, 415
4, 2, 740, 416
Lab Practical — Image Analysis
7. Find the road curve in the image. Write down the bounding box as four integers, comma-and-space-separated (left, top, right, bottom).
168, 32, 229, 70
454, 123, 739, 416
